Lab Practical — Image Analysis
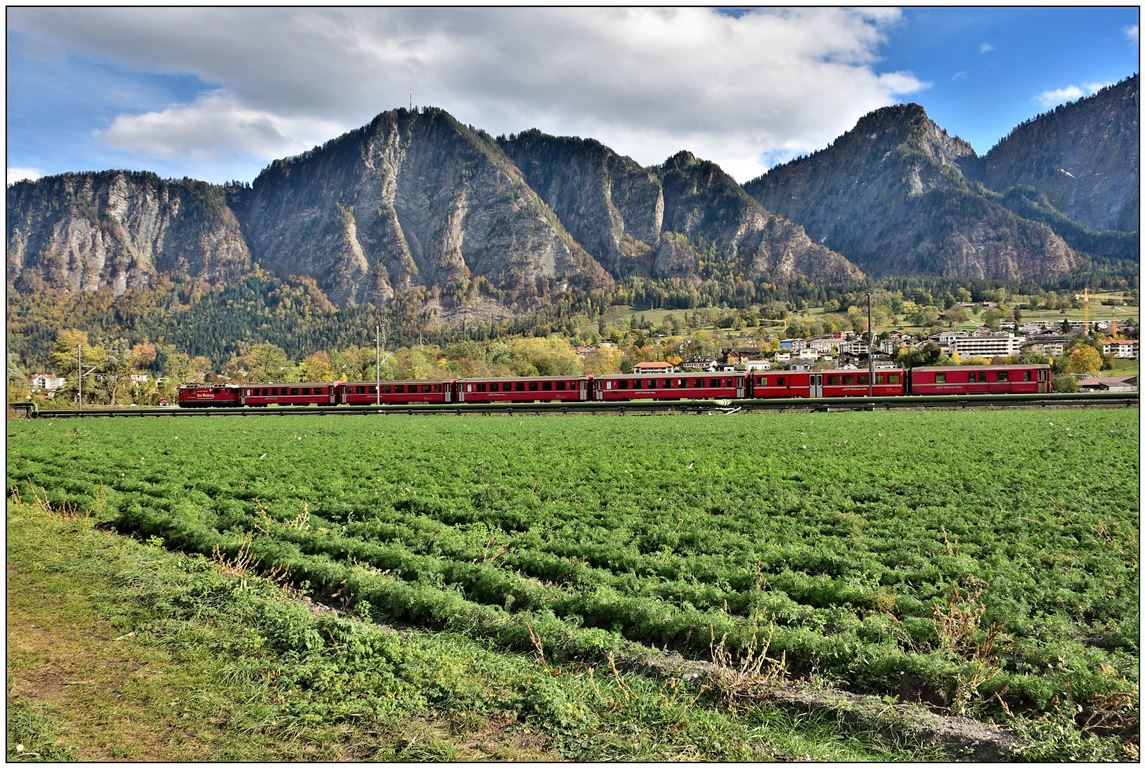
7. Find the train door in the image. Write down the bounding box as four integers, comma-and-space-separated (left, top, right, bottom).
809, 373, 823, 398
1038, 367, 1049, 393
445, 383, 452, 403
579, 379, 588, 401
735, 375, 745, 398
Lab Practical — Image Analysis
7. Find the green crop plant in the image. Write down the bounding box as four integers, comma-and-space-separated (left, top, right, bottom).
7, 408, 1138, 736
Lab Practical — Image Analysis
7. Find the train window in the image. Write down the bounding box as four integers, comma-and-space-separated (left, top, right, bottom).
888, 374, 900, 384
606, 381, 614, 390
997, 371, 1009, 381
858, 375, 868, 385
1023, 371, 1031, 381
617, 380, 626, 389
466, 384, 473, 392
516, 382, 525, 392
555, 381, 565, 390
529, 382, 539, 391
542, 381, 552, 391
301, 388, 309, 395
477, 383, 486, 393
776, 377, 785, 386
843, 375, 854, 385
757, 377, 767, 387
935, 374, 946, 384
827, 376, 840, 385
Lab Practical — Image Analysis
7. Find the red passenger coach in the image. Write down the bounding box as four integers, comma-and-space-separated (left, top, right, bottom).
594, 372, 745, 401
750, 371, 812, 398
908, 364, 1051, 395
457, 376, 589, 403
820, 368, 906, 398
177, 384, 241, 407
339, 380, 453, 405
240, 382, 338, 407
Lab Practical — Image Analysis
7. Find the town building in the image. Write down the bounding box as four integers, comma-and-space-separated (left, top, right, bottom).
1101, 339, 1139, 359
633, 361, 675, 375
681, 357, 718, 372
1078, 375, 1137, 391
948, 333, 1021, 359
31, 374, 66, 393
1022, 335, 1070, 358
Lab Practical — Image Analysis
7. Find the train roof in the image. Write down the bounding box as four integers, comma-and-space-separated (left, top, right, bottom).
597, 371, 743, 379
344, 379, 453, 385
456, 375, 589, 382
912, 364, 1049, 373
239, 381, 340, 387
814, 368, 905, 375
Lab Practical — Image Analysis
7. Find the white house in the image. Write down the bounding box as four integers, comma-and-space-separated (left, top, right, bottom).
31, 374, 66, 392
633, 361, 676, 375
1101, 339, 1139, 359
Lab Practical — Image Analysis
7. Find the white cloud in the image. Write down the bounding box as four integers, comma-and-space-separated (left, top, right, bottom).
1035, 81, 1113, 109
7, 167, 44, 185
1125, 24, 1138, 43
952, 70, 969, 82
97, 91, 344, 164
8, 7, 927, 182
979, 42, 995, 54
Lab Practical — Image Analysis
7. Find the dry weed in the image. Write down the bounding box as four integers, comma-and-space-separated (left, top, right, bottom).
708, 620, 788, 710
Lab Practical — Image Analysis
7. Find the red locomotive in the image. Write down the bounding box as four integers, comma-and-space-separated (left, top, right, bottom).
177, 363, 1051, 408
175, 384, 242, 407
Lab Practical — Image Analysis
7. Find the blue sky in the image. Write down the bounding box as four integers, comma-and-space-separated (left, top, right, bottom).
6, 7, 1140, 185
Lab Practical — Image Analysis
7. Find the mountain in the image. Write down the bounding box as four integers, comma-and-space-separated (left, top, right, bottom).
234, 107, 611, 312
982, 75, 1139, 234
499, 130, 862, 284
7, 171, 251, 296
744, 103, 1079, 281
654, 150, 863, 283
7, 87, 1137, 327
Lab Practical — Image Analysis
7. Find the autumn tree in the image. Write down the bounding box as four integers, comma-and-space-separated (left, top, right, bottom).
1066, 345, 1102, 375
225, 343, 297, 383
103, 339, 137, 405
582, 346, 622, 375
51, 330, 108, 405
300, 351, 334, 382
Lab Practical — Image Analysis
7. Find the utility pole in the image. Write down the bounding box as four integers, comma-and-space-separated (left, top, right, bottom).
867, 291, 875, 398
77, 344, 83, 408
375, 324, 382, 406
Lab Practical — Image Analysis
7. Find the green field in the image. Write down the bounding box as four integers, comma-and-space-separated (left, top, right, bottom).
7, 409, 1139, 756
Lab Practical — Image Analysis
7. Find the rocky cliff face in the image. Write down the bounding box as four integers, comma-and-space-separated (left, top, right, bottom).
500, 131, 863, 284
6, 171, 251, 295
498, 130, 664, 278
7, 90, 1135, 311
656, 151, 863, 283
744, 104, 1079, 281
236, 108, 611, 310
982, 76, 1139, 234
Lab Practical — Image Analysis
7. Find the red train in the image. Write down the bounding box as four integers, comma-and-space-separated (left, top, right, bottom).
178, 364, 1051, 408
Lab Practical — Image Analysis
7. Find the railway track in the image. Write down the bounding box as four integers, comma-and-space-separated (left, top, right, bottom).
16, 391, 1137, 418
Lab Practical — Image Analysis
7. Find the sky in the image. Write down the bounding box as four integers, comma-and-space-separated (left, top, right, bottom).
5, 7, 1140, 186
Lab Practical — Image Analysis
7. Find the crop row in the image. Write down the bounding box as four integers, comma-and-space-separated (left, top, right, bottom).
7, 410, 1138, 716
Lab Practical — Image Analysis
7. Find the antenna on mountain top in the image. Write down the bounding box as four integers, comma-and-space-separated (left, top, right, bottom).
409, 85, 413, 112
